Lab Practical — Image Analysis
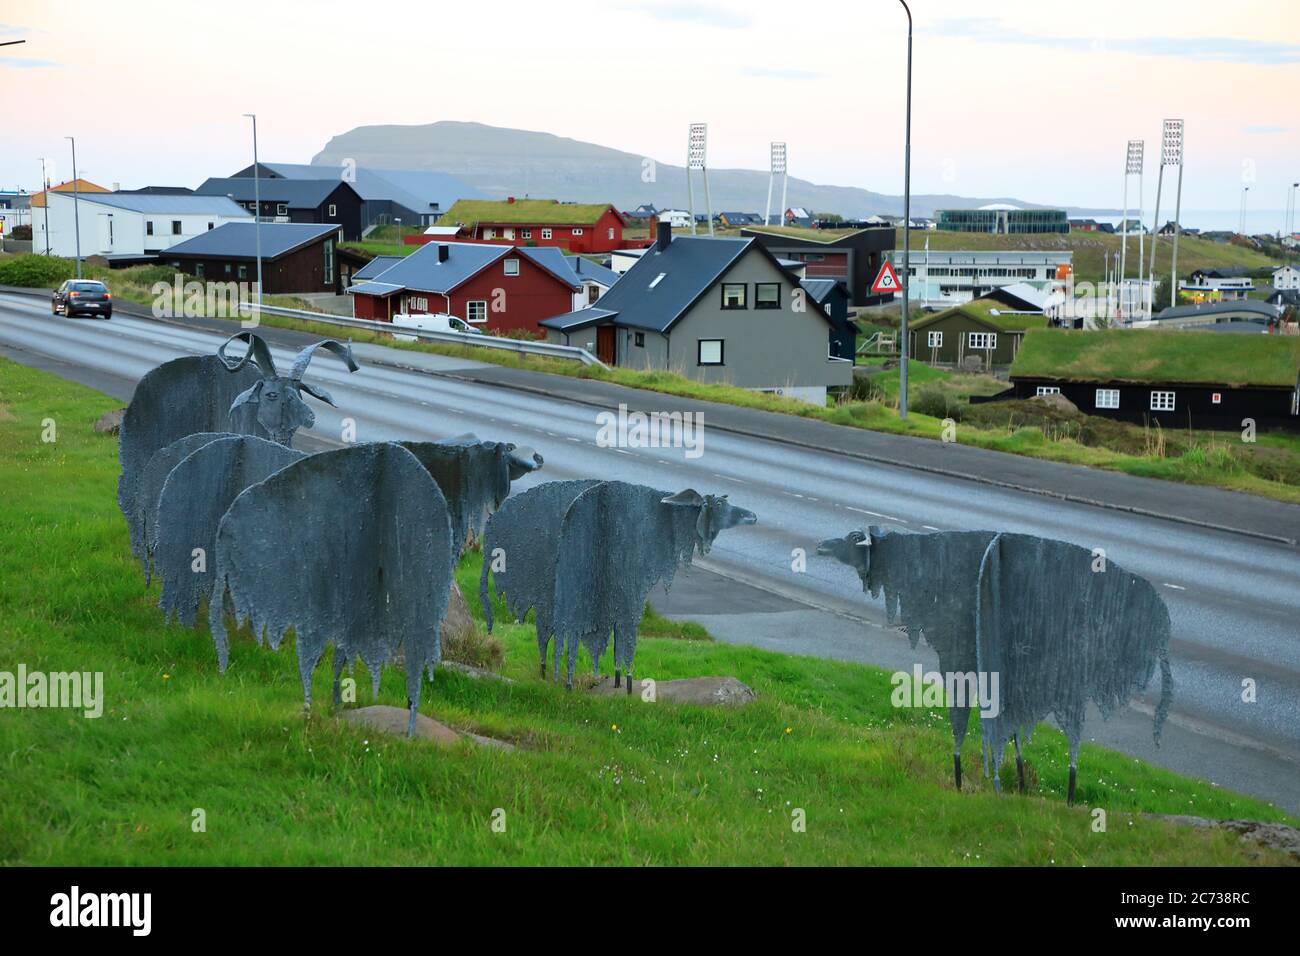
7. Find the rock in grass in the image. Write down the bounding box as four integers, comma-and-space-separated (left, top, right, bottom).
93, 408, 125, 435
340, 705, 515, 750
1146, 815, 1300, 860
589, 675, 756, 706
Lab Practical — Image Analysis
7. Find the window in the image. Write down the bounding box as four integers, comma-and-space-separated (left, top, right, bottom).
634, 332, 645, 347
608, 227, 615, 240
504, 228, 515, 240
721, 283, 747, 309
927, 331, 943, 348
698, 339, 724, 366
968, 332, 997, 350
521, 229, 532, 239
1036, 386, 1060, 396
224, 263, 232, 275
171, 221, 182, 235
755, 283, 781, 309
649, 273, 667, 289
195, 263, 205, 277
328, 204, 337, 217
504, 258, 520, 276
1211, 392, 1222, 405
572, 227, 584, 236
276, 203, 288, 216
146, 221, 154, 236
467, 300, 488, 324
409, 296, 429, 312
237, 265, 247, 280
207, 222, 214, 230
541, 228, 552, 240
323, 240, 334, 284
1095, 388, 1120, 409
1150, 390, 1176, 412
484, 228, 495, 240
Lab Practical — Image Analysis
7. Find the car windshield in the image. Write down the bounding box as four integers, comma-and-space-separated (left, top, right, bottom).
70, 282, 107, 292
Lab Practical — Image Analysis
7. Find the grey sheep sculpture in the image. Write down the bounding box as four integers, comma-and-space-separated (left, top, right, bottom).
818, 526, 1173, 803
208, 443, 456, 737
134, 432, 232, 573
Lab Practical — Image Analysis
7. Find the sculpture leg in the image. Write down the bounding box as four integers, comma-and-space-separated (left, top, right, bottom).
953, 753, 962, 790
406, 699, 418, 738
539, 649, 546, 680
1067, 762, 1078, 806
1013, 733, 1026, 794
625, 665, 633, 696
332, 653, 346, 708
614, 667, 621, 689
553, 636, 563, 683
565, 640, 577, 691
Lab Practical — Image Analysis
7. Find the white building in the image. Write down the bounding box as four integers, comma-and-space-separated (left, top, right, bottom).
36, 192, 251, 259
658, 209, 693, 229
887, 249, 1073, 307
1179, 269, 1254, 301
1273, 265, 1300, 291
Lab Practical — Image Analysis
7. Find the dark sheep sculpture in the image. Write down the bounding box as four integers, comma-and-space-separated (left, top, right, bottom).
817, 526, 1173, 802
153, 435, 306, 626
552, 483, 757, 691
134, 432, 232, 573
479, 479, 603, 681
208, 443, 455, 737
216, 332, 359, 445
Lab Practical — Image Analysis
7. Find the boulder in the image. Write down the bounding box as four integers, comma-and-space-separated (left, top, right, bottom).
439, 660, 515, 684
1029, 392, 1080, 414
93, 408, 126, 435
1146, 814, 1300, 860
339, 705, 516, 750
590, 675, 757, 706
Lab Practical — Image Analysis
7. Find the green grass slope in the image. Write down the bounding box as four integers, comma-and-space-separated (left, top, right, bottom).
0, 359, 1293, 865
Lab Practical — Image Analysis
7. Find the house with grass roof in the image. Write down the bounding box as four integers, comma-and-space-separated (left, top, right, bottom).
907, 302, 1049, 369
434, 197, 627, 253
1005, 329, 1300, 429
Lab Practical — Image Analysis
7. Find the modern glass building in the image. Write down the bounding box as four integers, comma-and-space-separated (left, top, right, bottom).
937, 205, 1069, 234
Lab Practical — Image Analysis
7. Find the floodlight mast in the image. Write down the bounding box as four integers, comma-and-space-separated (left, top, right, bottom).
1166, 120, 1185, 309
687, 124, 712, 237
766, 142, 787, 229
1121, 140, 1143, 322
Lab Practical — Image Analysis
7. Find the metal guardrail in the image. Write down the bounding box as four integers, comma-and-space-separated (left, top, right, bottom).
237, 303, 607, 367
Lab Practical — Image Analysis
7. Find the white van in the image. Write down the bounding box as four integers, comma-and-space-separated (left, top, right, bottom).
392, 312, 484, 341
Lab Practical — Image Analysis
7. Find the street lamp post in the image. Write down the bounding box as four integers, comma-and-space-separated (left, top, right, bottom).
243, 114, 263, 324
66, 137, 82, 278
898, 0, 912, 419
38, 158, 51, 255
1287, 182, 1298, 267
1239, 186, 1250, 237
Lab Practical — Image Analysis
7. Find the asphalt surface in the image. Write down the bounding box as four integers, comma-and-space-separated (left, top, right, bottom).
2, 291, 1298, 814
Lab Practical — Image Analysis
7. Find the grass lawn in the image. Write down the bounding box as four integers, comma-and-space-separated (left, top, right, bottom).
0, 359, 1294, 865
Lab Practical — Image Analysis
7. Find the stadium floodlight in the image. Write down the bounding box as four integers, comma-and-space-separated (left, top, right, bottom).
685, 123, 713, 236
1126, 140, 1144, 175
1161, 119, 1184, 166
770, 142, 787, 174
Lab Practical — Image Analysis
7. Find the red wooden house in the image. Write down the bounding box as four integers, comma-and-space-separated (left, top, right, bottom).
347, 241, 580, 335
428, 197, 627, 253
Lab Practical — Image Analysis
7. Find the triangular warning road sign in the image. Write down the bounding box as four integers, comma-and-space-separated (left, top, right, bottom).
872, 260, 901, 294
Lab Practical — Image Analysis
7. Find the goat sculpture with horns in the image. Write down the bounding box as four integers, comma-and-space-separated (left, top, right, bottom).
217, 331, 359, 445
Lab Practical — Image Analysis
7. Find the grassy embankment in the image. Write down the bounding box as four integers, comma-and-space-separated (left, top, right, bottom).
4, 252, 1296, 503
0, 359, 1294, 865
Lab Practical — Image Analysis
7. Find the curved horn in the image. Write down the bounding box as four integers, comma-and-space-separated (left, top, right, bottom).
288, 339, 358, 382
218, 332, 278, 378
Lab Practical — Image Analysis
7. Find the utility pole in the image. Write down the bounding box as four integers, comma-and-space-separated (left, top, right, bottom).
897, 0, 913, 419
66, 137, 82, 278
1239, 185, 1250, 236
243, 113, 263, 325
38, 158, 51, 255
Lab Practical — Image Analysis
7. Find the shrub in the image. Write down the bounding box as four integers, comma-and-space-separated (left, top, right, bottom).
909, 382, 959, 420
0, 254, 74, 288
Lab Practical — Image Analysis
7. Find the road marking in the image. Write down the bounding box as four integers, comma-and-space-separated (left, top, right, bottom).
846, 506, 905, 523
612, 448, 631, 455
1163, 583, 1186, 591
657, 459, 670, 465
713, 474, 749, 484
567, 437, 582, 443
922, 525, 941, 531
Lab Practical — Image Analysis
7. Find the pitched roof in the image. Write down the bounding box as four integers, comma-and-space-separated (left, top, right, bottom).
1154, 299, 1279, 322
165, 222, 339, 260
195, 177, 356, 208
909, 303, 1047, 334
542, 235, 818, 334
799, 278, 844, 303
1010, 328, 1300, 387
979, 281, 1050, 312
441, 198, 622, 227
564, 254, 620, 288
354, 241, 578, 296
47, 192, 250, 217
351, 255, 405, 281
245, 162, 483, 212
30, 179, 112, 207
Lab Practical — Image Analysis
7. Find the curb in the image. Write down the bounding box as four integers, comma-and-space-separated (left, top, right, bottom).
4, 285, 1294, 547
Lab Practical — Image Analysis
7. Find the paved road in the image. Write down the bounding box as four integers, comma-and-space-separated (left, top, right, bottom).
2, 292, 1297, 813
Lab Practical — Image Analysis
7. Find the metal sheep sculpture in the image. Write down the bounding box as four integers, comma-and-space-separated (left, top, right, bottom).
818, 526, 1173, 803
134, 432, 232, 572
208, 443, 456, 738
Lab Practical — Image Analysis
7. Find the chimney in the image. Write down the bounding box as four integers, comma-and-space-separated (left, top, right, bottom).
656, 219, 672, 251
437, 243, 449, 263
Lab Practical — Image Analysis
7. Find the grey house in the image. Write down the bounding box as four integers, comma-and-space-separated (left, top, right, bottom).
541, 222, 852, 404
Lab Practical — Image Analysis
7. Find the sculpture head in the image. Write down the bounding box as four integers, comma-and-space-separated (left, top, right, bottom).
218, 332, 358, 445
661, 488, 757, 553
504, 443, 544, 480
817, 529, 874, 577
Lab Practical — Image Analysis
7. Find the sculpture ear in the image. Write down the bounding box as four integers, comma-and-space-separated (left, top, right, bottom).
230, 381, 262, 409
661, 488, 704, 507
298, 381, 338, 407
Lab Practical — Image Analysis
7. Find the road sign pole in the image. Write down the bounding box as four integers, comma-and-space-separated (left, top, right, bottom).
898, 0, 912, 419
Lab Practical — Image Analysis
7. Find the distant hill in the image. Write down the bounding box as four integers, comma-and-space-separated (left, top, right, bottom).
311, 121, 1115, 220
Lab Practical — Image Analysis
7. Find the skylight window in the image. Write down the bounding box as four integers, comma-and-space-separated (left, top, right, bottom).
649, 273, 667, 289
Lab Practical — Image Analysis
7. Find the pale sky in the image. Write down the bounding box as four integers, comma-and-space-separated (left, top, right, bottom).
2, 0, 1298, 212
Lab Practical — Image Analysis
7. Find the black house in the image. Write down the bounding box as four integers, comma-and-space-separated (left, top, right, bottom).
195, 177, 363, 240
741, 225, 896, 306
801, 278, 856, 359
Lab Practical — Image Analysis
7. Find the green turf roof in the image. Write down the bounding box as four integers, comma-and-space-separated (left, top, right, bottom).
1010, 328, 1300, 387
442, 199, 618, 226
909, 303, 1048, 333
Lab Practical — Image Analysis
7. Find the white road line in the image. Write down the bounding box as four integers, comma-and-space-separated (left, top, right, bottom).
1163, 583, 1187, 591
846, 506, 905, 523
612, 448, 631, 455
922, 525, 941, 531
